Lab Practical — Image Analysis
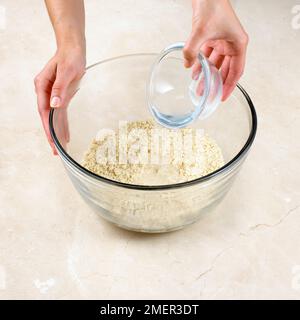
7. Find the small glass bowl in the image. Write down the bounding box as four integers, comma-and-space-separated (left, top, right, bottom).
147, 42, 223, 128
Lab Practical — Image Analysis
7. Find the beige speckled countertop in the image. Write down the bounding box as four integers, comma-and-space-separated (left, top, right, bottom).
0, 0, 299, 299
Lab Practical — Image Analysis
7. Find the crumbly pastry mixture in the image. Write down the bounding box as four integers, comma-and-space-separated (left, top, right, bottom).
82, 120, 224, 185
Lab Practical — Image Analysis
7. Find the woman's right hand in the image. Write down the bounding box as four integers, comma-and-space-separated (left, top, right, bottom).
34, 46, 86, 154
183, 0, 249, 101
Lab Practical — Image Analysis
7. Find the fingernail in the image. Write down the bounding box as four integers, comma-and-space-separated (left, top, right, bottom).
192, 73, 198, 80
184, 59, 190, 68
50, 96, 61, 108
52, 145, 58, 155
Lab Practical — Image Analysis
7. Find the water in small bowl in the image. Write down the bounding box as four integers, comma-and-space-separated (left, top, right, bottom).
147, 42, 223, 129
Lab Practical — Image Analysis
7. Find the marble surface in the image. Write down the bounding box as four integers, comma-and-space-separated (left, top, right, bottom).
0, 0, 300, 299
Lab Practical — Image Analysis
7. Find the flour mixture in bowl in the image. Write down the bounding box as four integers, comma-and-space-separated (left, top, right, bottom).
82, 120, 224, 185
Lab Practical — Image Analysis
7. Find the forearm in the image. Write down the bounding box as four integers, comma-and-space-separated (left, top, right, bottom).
45, 0, 85, 50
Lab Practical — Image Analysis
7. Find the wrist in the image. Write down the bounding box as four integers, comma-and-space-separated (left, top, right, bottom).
56, 40, 86, 64
196, 0, 229, 3
193, 0, 229, 9
57, 34, 86, 52
54, 22, 85, 53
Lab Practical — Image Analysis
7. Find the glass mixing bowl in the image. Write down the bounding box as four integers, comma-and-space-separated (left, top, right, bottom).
50, 53, 257, 233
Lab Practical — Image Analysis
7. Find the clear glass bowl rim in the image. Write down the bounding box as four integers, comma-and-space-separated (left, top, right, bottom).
49, 53, 257, 191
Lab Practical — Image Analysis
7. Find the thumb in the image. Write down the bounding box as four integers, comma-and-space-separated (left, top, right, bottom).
50, 65, 74, 108
183, 30, 207, 68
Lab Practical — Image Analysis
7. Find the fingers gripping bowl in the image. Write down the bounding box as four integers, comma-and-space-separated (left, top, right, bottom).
49, 54, 257, 233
